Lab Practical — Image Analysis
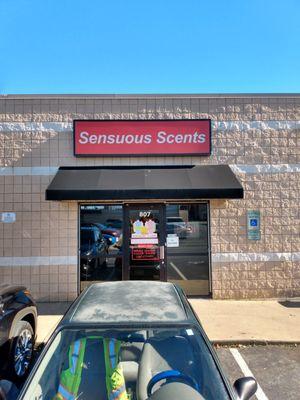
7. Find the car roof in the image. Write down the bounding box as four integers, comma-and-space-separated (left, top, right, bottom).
60, 281, 195, 326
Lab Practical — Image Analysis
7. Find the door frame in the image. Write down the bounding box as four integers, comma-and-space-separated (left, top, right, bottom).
77, 201, 211, 296
122, 203, 167, 281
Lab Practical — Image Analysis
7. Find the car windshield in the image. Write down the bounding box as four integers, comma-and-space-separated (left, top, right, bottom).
81, 229, 95, 243
22, 326, 230, 400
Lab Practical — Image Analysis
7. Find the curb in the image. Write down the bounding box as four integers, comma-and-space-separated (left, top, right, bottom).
211, 339, 300, 346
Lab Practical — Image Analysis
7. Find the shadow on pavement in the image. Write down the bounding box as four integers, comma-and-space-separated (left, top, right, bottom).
37, 302, 72, 315
278, 300, 300, 308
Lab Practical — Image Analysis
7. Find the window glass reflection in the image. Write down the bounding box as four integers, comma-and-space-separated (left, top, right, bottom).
166, 204, 209, 296
80, 205, 123, 291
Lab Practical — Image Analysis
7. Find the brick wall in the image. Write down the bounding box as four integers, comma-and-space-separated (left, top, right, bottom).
0, 95, 299, 300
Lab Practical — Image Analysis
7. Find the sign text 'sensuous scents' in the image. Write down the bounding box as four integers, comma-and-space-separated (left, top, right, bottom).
74, 120, 211, 156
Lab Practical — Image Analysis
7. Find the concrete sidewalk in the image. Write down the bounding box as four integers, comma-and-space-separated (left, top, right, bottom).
36, 299, 300, 344
189, 298, 300, 344
36, 302, 72, 344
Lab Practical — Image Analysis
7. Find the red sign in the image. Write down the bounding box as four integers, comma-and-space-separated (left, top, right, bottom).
131, 246, 159, 261
74, 120, 211, 156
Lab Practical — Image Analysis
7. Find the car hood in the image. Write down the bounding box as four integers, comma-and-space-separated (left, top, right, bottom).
0, 284, 27, 296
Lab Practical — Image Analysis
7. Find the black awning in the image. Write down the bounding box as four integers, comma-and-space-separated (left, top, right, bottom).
46, 165, 243, 201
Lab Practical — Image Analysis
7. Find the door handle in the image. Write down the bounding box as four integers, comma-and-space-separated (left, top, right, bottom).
160, 246, 165, 260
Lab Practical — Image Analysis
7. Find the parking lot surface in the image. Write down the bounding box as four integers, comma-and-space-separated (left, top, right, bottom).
216, 345, 300, 400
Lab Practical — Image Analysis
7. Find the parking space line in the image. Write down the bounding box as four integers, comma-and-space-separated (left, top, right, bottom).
170, 261, 188, 280
230, 348, 269, 400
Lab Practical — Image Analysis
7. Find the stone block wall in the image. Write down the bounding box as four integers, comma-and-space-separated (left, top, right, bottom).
0, 94, 299, 300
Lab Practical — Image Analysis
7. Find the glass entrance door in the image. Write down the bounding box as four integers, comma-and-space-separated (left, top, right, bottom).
123, 204, 166, 281
166, 203, 210, 295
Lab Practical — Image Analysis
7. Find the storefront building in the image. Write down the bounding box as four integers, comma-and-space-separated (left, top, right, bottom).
0, 94, 299, 301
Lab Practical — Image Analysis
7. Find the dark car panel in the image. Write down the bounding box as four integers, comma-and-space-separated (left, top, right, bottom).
80, 226, 108, 278
0, 285, 37, 381
82, 222, 121, 246
0, 286, 36, 345
0, 287, 16, 347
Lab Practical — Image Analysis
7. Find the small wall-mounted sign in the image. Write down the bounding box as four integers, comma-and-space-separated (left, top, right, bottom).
166, 234, 179, 247
1, 212, 16, 223
247, 210, 260, 240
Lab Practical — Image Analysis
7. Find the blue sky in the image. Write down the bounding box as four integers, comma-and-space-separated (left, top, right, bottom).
0, 0, 299, 94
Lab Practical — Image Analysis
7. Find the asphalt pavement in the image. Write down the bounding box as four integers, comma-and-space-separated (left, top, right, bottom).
216, 345, 300, 400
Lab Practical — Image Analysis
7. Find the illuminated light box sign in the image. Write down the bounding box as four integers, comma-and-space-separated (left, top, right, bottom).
74, 119, 211, 156
131, 246, 159, 261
